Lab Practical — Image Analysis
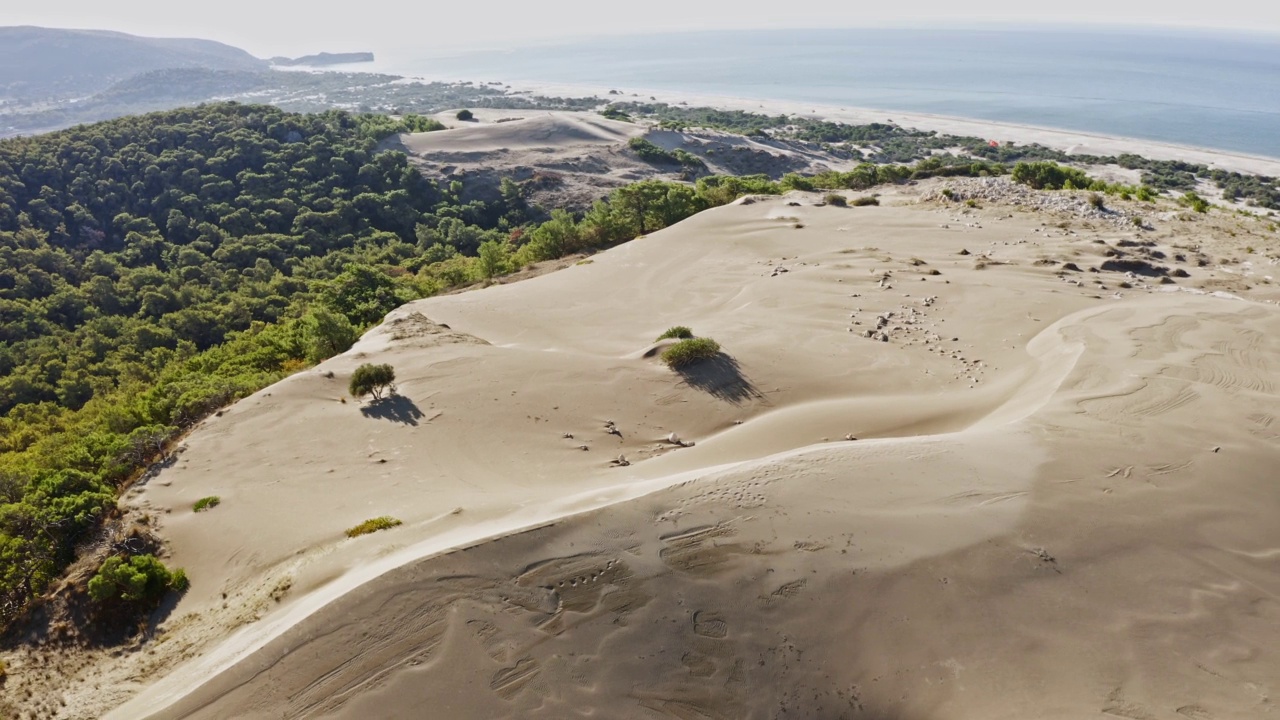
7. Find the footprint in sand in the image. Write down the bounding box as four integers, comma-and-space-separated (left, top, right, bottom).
692, 610, 728, 639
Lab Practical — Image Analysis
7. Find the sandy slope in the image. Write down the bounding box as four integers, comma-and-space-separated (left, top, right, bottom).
33, 179, 1277, 719
398, 112, 645, 154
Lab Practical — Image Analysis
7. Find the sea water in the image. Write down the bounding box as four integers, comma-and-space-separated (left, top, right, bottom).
378, 27, 1280, 159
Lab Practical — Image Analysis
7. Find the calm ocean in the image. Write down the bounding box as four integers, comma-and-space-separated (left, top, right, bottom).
379, 28, 1280, 160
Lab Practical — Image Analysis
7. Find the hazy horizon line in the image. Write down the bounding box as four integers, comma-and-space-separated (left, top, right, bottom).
5, 20, 1279, 59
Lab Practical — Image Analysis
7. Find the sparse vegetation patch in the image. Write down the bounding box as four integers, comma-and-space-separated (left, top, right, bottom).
346, 516, 403, 538
661, 338, 722, 368
193, 496, 221, 513
656, 326, 695, 341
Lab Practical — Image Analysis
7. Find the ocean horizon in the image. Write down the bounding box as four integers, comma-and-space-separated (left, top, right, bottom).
367, 27, 1280, 161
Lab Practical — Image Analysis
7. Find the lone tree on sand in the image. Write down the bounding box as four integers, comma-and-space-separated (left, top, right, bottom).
350, 363, 397, 401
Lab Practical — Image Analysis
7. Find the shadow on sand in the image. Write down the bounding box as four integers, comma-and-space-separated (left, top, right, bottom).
675, 353, 765, 404
360, 395, 425, 426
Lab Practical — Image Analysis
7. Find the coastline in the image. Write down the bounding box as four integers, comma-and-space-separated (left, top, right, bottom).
469, 77, 1280, 177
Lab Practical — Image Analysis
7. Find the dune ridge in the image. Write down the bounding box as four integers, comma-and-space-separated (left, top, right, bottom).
48, 178, 1280, 719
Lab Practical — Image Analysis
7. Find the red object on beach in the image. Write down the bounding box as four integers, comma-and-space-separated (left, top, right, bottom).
988, 140, 1000, 147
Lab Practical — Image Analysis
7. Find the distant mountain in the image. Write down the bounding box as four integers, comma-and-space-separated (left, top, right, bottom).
0, 26, 267, 100
271, 52, 375, 67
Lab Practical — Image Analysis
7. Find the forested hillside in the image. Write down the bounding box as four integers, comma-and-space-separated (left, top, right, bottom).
0, 103, 512, 625
0, 102, 770, 627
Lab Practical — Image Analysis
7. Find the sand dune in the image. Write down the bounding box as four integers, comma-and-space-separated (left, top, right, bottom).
397, 112, 645, 155
388, 110, 861, 210
71, 182, 1280, 719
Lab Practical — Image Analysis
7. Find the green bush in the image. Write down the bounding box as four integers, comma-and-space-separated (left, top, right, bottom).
627, 137, 678, 165
193, 496, 221, 513
601, 106, 633, 122
824, 193, 848, 207
656, 326, 694, 341
456, 109, 474, 121
87, 555, 186, 604
346, 516, 403, 538
350, 363, 397, 400
1011, 161, 1095, 190
850, 196, 880, 207
1181, 191, 1210, 213
1088, 193, 1106, 210
661, 338, 721, 368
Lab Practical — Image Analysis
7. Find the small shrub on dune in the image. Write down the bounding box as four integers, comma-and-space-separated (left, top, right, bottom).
346, 516, 403, 538
851, 196, 880, 207
350, 363, 396, 401
824, 193, 848, 207
193, 496, 221, 513
656, 326, 694, 341
661, 338, 721, 368
456, 109, 474, 121
88, 554, 187, 605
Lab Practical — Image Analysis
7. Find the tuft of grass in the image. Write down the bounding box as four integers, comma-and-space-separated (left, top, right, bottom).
170, 568, 189, 593
851, 196, 880, 207
193, 496, 221, 512
940, 188, 955, 199
824, 193, 848, 207
964, 198, 980, 209
661, 337, 721, 368
656, 326, 694, 341
346, 516, 403, 538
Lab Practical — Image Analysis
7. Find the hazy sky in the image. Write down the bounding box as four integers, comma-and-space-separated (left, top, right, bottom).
6, 1, 1279, 57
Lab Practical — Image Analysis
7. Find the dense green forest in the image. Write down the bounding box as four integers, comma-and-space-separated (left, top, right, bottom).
0, 103, 517, 625
0, 100, 1254, 630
